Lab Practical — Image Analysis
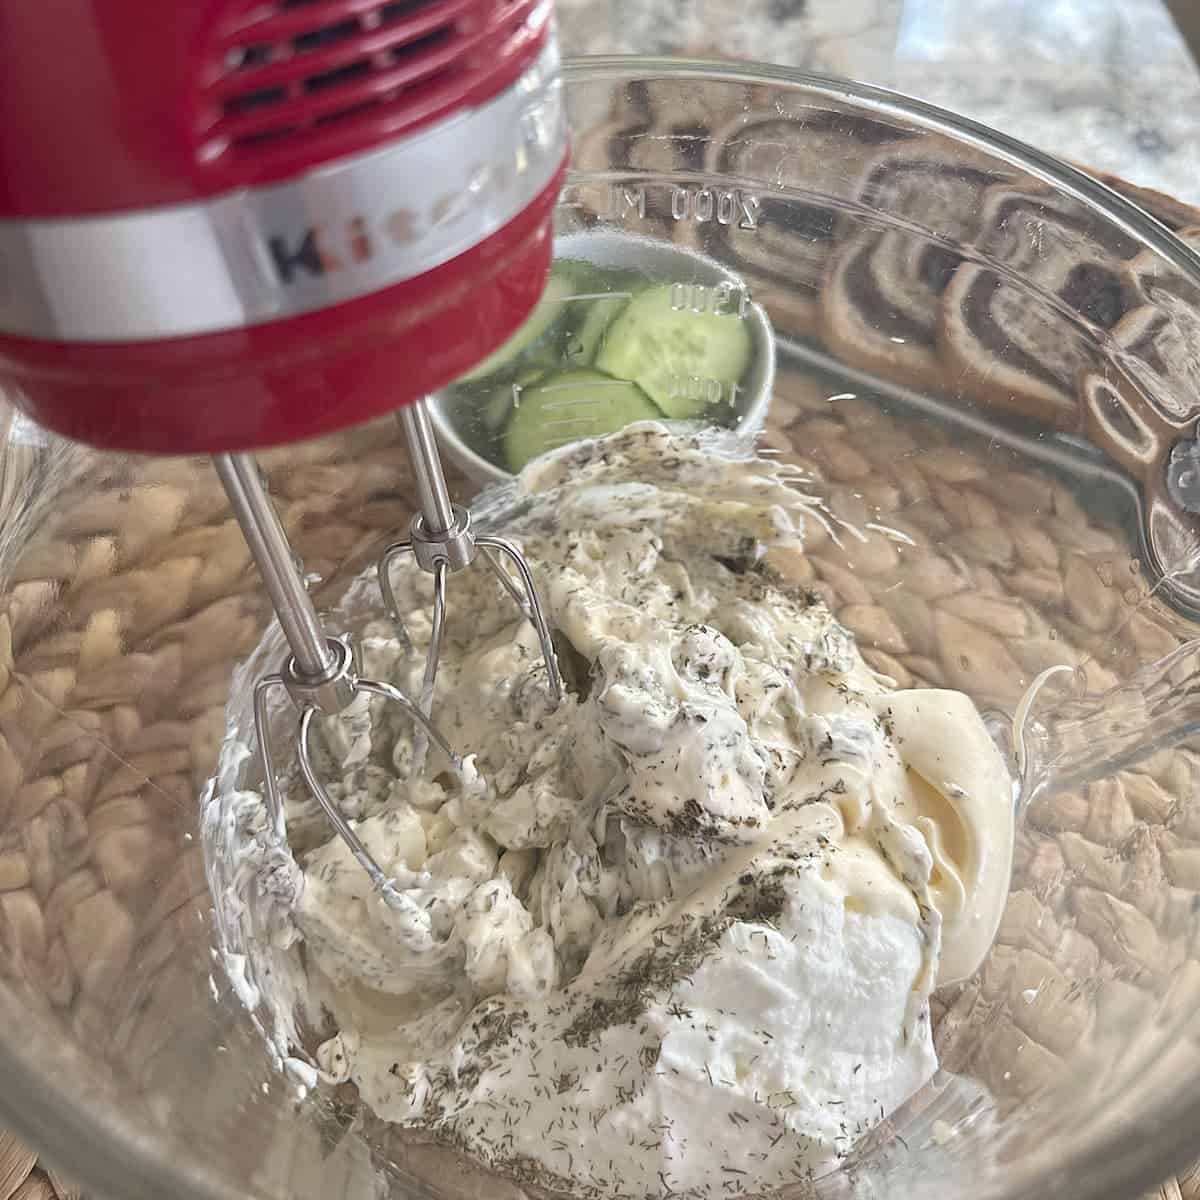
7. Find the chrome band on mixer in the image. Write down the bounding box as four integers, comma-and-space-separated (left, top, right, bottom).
0, 35, 565, 344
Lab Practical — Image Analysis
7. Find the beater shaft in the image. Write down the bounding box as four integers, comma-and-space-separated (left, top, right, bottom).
399, 402, 457, 537
213, 453, 336, 681
214, 448, 468, 905
214, 409, 562, 902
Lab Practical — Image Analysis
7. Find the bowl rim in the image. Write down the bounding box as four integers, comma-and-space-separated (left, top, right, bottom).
3, 53, 1199, 1200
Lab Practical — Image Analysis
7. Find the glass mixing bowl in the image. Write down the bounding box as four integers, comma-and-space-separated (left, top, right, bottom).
2, 58, 1200, 1200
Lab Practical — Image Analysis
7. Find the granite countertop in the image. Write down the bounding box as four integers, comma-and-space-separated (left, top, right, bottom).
555, 0, 1200, 206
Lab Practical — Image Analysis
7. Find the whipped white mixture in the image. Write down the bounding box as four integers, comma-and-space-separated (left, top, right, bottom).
206, 423, 1015, 1200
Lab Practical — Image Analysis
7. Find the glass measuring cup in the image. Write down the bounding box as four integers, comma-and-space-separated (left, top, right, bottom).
431, 230, 776, 482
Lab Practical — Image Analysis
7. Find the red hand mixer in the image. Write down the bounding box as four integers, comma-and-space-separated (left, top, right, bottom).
0, 0, 568, 896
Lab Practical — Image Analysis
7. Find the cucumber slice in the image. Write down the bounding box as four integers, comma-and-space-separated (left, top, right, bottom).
504, 368, 661, 472
556, 259, 616, 296
593, 283, 753, 418
481, 386, 513, 433
458, 265, 582, 384
481, 367, 546, 433
562, 294, 629, 367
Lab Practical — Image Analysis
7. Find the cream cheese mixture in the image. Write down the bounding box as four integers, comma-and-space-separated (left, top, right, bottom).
206, 423, 1015, 1200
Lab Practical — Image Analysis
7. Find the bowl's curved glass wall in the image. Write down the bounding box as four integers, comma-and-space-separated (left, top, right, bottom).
1, 60, 1200, 1200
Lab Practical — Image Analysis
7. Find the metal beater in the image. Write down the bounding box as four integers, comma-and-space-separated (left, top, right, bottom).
214, 398, 562, 901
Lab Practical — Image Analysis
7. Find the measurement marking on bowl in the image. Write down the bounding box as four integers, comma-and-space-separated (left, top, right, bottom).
537, 380, 631, 394
670, 281, 752, 318
542, 418, 610, 432
603, 182, 761, 230
669, 185, 760, 229
563, 292, 634, 303
509, 376, 629, 411
669, 374, 743, 407
542, 399, 609, 411
608, 185, 647, 219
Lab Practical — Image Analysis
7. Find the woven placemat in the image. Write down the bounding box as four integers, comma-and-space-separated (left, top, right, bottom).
0, 1132, 79, 1200
1, 84, 1198, 1200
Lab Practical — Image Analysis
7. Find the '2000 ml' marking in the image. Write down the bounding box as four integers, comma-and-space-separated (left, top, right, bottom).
605, 184, 760, 230
669, 186, 759, 229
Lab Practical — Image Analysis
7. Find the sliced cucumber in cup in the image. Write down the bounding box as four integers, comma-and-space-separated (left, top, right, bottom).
563, 294, 630, 367
594, 283, 753, 418
459, 265, 584, 384
504, 368, 661, 472
481, 367, 546, 433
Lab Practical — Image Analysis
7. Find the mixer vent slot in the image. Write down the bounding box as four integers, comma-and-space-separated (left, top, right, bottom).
202, 0, 507, 156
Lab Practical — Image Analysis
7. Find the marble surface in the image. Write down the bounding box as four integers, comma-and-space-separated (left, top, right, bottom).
555, 0, 1200, 206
